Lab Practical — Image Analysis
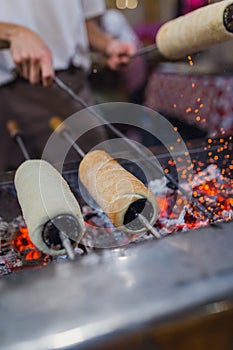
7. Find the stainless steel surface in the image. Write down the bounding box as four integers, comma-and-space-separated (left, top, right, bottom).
0, 140, 232, 349
0, 220, 233, 350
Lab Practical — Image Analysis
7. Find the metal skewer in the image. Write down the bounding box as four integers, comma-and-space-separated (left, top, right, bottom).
50, 117, 85, 158
58, 231, 75, 261
137, 213, 161, 239
130, 43, 158, 58
96, 2, 233, 64
6, 120, 76, 261
50, 116, 160, 239
7, 120, 30, 160
54, 76, 213, 221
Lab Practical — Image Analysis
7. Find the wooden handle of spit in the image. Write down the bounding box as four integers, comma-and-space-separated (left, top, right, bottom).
156, 0, 233, 60
6, 120, 22, 139
49, 116, 67, 133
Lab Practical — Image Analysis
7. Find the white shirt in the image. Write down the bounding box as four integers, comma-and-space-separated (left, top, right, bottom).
0, 0, 105, 85
101, 9, 139, 45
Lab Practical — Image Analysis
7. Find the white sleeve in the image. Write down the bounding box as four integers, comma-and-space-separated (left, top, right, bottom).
81, 0, 105, 19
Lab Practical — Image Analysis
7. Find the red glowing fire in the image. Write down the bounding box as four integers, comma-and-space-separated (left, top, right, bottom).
1, 164, 232, 275
155, 171, 233, 235
12, 227, 43, 262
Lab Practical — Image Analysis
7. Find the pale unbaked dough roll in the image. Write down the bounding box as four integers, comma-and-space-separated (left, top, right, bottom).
15, 160, 85, 256
79, 150, 158, 234
156, 0, 233, 59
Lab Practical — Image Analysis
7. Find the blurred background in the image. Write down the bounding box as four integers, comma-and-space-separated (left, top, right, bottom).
89, 0, 233, 145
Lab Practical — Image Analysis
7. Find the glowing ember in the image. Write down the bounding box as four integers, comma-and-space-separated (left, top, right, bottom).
82, 165, 232, 244
12, 227, 44, 262
0, 160, 232, 276
0, 225, 49, 276
151, 165, 233, 234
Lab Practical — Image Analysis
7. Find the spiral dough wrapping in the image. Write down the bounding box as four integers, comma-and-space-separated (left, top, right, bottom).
15, 160, 84, 256
79, 150, 158, 234
156, 0, 233, 59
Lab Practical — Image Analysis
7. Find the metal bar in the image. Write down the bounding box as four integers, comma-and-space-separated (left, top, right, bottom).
7, 120, 31, 160
137, 213, 161, 239
54, 76, 212, 220
130, 43, 158, 58
62, 130, 86, 158
15, 135, 30, 161
59, 232, 75, 261
49, 95, 161, 237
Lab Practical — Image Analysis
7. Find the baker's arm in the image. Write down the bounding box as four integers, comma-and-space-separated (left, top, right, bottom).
85, 18, 136, 70
0, 22, 54, 86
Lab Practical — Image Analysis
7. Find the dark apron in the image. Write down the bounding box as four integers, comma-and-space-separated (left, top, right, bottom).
0, 66, 106, 172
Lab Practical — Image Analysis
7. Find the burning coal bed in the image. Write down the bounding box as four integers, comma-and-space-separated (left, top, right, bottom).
0, 164, 232, 277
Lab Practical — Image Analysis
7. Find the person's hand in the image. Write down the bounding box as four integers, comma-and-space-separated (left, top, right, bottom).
9, 26, 54, 86
105, 39, 136, 70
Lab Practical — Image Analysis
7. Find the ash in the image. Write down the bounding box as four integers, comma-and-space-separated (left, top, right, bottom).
0, 165, 232, 277
149, 165, 233, 234
0, 216, 23, 276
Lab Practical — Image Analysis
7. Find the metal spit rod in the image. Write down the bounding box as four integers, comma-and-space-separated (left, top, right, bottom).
50, 116, 161, 239
54, 76, 213, 221
137, 213, 161, 239
6, 120, 76, 261
7, 120, 30, 160
130, 44, 158, 58
99, 2, 233, 63
58, 231, 75, 261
